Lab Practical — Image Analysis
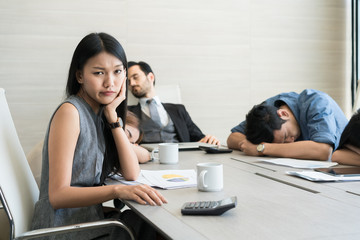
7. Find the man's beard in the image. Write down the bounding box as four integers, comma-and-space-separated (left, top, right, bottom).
131, 79, 152, 98
131, 88, 147, 98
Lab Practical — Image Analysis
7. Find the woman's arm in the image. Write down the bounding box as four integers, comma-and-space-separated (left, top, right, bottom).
332, 147, 360, 166
104, 79, 140, 180
110, 126, 140, 180
48, 103, 116, 208
132, 144, 151, 163
48, 103, 166, 209
345, 144, 360, 155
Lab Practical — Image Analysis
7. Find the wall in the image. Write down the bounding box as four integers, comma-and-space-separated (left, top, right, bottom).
0, 0, 352, 237
0, 0, 351, 155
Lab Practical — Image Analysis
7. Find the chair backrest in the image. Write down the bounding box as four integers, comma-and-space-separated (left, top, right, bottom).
0, 88, 39, 238
127, 84, 182, 105
26, 140, 44, 188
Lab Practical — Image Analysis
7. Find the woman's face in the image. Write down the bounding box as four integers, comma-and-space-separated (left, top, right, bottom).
76, 51, 126, 112
125, 124, 140, 144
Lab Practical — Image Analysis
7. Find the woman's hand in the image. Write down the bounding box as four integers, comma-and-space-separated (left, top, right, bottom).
116, 184, 168, 206
104, 78, 127, 123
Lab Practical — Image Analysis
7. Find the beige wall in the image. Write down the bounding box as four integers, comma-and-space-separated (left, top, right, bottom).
0, 0, 351, 155
0, 1, 352, 236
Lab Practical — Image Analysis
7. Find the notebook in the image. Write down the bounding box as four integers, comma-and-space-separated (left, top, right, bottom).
140, 142, 217, 151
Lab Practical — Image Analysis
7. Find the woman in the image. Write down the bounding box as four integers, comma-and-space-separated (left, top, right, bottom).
31, 32, 166, 239
125, 111, 151, 163
332, 109, 360, 166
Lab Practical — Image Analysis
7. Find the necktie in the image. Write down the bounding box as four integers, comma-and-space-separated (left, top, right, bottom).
147, 99, 162, 127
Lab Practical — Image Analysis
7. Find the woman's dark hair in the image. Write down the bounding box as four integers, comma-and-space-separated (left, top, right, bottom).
126, 111, 139, 128
126, 111, 144, 144
338, 109, 360, 149
65, 32, 128, 183
245, 103, 286, 144
66, 32, 128, 97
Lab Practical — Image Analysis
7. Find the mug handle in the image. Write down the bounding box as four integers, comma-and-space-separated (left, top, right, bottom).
151, 149, 159, 161
198, 170, 208, 188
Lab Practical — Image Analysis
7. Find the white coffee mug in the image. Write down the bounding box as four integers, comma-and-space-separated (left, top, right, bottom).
151, 143, 179, 164
197, 162, 223, 192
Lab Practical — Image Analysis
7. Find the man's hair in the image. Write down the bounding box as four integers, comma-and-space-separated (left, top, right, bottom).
245, 103, 286, 144
128, 61, 156, 85
338, 109, 360, 149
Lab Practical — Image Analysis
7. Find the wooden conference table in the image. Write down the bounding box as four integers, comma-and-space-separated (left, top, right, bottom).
109, 149, 360, 240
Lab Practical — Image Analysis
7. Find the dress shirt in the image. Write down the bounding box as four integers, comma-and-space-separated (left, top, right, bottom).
139, 96, 169, 127
231, 89, 348, 150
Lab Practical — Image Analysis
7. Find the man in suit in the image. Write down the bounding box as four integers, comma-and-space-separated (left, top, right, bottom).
127, 61, 219, 145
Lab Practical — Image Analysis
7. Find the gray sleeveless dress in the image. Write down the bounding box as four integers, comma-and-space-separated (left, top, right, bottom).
31, 96, 111, 239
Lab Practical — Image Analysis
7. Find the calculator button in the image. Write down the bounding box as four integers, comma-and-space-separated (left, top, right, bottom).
194, 202, 200, 208
185, 203, 194, 209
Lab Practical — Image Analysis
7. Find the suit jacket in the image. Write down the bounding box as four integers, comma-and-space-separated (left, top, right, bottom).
128, 103, 205, 142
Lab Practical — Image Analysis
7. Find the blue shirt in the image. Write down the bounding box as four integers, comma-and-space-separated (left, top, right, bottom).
231, 89, 348, 150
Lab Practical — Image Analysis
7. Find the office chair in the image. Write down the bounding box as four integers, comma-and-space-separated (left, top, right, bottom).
26, 140, 43, 188
0, 88, 134, 240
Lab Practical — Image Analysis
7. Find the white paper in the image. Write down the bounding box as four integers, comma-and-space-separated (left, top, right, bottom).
141, 169, 197, 189
259, 158, 338, 169
286, 171, 360, 182
108, 169, 197, 190
108, 173, 154, 186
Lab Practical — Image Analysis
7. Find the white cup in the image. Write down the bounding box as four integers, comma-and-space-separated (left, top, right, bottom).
197, 162, 223, 192
151, 143, 179, 164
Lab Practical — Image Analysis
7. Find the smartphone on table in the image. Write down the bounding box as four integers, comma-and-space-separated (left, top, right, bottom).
199, 146, 233, 154
314, 167, 360, 177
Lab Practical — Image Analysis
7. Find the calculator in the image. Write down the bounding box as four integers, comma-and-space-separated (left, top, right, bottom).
181, 196, 237, 215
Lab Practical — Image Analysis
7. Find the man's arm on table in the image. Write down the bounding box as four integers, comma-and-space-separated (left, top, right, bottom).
227, 132, 332, 161
227, 132, 246, 150
242, 140, 332, 161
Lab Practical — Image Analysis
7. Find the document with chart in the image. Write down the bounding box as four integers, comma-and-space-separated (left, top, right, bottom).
107, 169, 197, 189
141, 169, 197, 189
